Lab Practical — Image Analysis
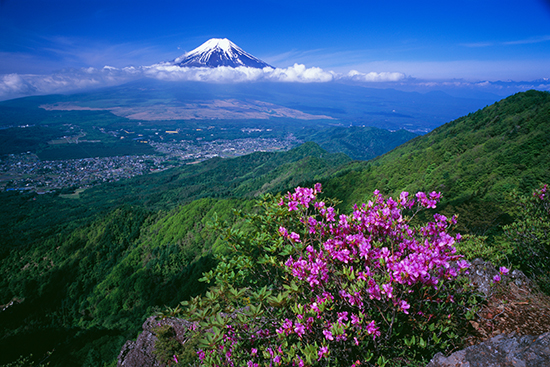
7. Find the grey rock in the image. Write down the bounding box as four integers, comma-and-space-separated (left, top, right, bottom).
426, 332, 550, 367
117, 316, 192, 367
465, 258, 531, 297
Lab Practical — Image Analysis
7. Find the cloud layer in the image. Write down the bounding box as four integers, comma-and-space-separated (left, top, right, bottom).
0, 63, 408, 100
0, 62, 548, 101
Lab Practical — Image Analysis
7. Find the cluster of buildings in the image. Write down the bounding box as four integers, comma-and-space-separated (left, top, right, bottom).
0, 136, 300, 193
0, 153, 172, 193
150, 136, 299, 161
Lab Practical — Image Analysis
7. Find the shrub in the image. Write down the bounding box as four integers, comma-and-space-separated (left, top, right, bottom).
177, 184, 477, 366
505, 184, 550, 294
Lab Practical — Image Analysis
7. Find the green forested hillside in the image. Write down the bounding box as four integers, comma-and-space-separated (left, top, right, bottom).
0, 90, 548, 367
296, 126, 417, 160
0, 201, 224, 366
0, 143, 350, 366
323, 90, 550, 236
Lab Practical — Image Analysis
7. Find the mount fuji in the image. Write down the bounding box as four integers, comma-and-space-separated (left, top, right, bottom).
172, 38, 273, 69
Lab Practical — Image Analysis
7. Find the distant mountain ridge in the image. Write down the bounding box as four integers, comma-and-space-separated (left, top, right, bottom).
172, 38, 273, 68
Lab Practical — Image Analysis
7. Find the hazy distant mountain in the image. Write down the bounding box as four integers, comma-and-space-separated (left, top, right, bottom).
172, 38, 273, 68
0, 78, 497, 134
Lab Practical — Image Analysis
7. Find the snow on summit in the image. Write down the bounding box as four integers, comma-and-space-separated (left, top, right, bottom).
173, 38, 273, 69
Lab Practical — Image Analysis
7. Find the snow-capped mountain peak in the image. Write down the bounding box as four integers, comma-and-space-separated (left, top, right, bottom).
173, 38, 273, 69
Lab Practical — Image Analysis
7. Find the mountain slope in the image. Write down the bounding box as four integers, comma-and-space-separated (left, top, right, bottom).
323, 90, 550, 235
297, 126, 418, 160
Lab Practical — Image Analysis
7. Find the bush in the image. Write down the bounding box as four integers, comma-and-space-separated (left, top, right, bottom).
176, 184, 478, 366
505, 184, 550, 294
454, 234, 513, 265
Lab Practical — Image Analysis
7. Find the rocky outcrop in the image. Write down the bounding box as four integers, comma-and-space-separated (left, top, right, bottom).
466, 258, 531, 297
427, 331, 550, 367
117, 316, 192, 367
427, 260, 550, 366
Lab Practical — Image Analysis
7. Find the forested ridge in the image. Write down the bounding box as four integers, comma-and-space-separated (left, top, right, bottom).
323, 90, 550, 236
0, 90, 549, 366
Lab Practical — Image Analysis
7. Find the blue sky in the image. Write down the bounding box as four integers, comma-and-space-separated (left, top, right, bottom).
1, 0, 550, 99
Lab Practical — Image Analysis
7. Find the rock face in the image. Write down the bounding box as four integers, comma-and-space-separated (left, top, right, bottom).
466, 258, 531, 297
427, 260, 550, 366
117, 316, 191, 367
427, 331, 550, 367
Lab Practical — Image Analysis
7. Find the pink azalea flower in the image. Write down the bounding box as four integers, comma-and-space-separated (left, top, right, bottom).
399, 300, 410, 314
197, 350, 206, 361
294, 323, 305, 336
318, 346, 328, 359
323, 329, 334, 341
289, 232, 301, 243
366, 321, 380, 339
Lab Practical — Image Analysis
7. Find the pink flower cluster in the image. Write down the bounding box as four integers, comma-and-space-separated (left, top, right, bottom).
194, 184, 471, 367
283, 183, 322, 211
280, 186, 465, 294
533, 184, 547, 201
271, 185, 469, 363
284, 246, 329, 288
493, 266, 510, 283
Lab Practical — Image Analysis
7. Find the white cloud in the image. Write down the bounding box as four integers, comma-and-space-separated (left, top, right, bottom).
342, 59, 550, 81
2, 60, 547, 101
143, 63, 335, 83
0, 63, 346, 99
143, 64, 266, 82
0, 68, 138, 100
266, 64, 334, 82
344, 70, 406, 82
0, 74, 28, 94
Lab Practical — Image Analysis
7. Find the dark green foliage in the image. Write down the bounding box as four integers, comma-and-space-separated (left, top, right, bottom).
152, 325, 185, 366
0, 353, 50, 367
0, 201, 220, 366
0, 126, 64, 155
454, 234, 513, 265
505, 185, 550, 293
296, 126, 417, 160
36, 142, 157, 161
